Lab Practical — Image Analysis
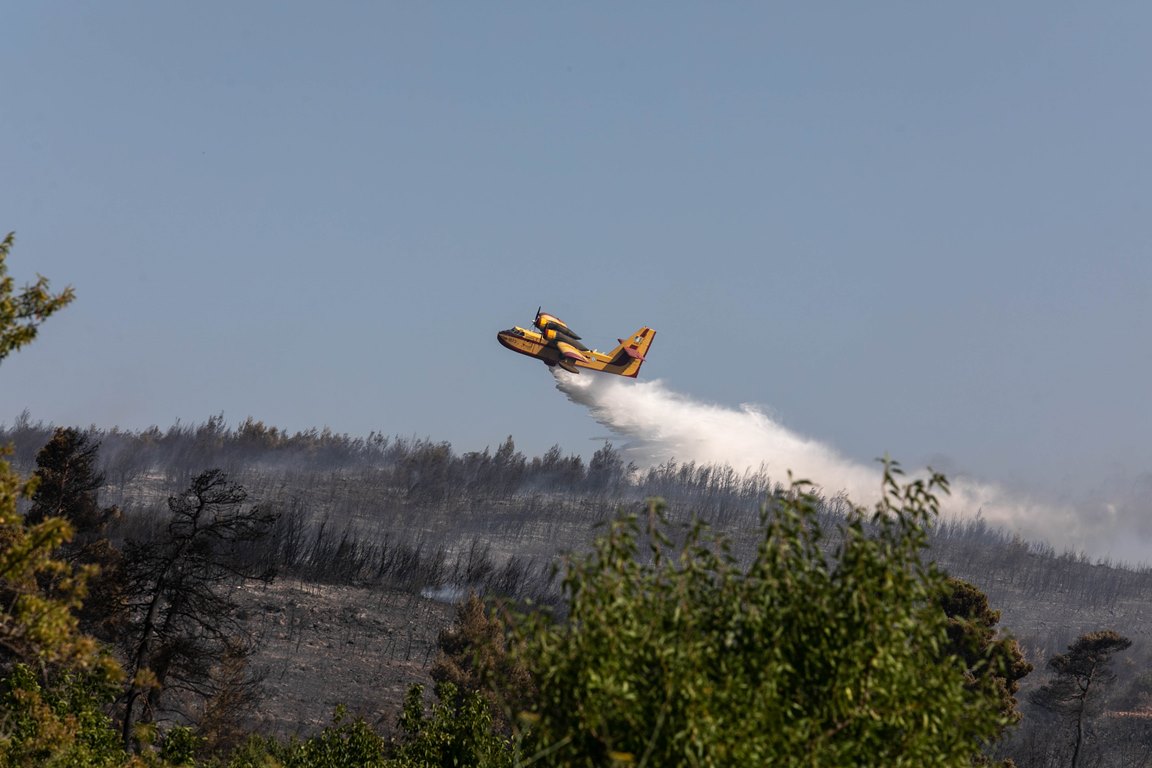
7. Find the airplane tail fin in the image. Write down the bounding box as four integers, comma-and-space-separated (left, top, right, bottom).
598, 327, 656, 378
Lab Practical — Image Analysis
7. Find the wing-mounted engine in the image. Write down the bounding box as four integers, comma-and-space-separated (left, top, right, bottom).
534, 308, 589, 351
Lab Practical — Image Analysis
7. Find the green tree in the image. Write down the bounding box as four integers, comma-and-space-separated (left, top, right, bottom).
1030, 630, 1132, 768
0, 232, 75, 364
0, 231, 133, 765
0, 663, 126, 767
508, 463, 1009, 767
0, 456, 105, 675
0, 236, 105, 674
392, 683, 513, 768
939, 577, 1032, 766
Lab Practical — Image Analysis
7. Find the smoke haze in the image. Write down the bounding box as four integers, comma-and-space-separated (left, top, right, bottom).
553, 371, 1147, 563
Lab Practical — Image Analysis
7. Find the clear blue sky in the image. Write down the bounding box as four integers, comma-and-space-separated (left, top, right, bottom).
2, 4, 1150, 510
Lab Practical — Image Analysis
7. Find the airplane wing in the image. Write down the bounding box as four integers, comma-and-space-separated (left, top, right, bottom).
556, 341, 590, 362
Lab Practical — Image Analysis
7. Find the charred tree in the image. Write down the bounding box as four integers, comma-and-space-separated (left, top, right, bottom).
119, 469, 278, 750
586, 442, 625, 494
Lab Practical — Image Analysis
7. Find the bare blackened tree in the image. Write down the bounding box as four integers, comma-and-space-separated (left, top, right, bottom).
491, 436, 526, 497
1031, 630, 1132, 768
525, 444, 586, 491
586, 442, 625, 494
119, 469, 278, 750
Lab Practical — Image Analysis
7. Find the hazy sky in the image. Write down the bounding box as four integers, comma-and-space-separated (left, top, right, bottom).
3, 4, 1150, 537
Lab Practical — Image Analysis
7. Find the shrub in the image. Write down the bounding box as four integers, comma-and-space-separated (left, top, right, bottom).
509, 463, 1008, 767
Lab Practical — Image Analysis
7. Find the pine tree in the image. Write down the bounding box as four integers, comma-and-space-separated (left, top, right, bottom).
1031, 630, 1132, 768
27, 427, 126, 641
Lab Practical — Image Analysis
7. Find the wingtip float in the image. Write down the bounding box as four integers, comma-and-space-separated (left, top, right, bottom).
497, 308, 655, 378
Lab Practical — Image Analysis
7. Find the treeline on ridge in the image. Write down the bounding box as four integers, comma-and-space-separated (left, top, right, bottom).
5, 412, 1152, 633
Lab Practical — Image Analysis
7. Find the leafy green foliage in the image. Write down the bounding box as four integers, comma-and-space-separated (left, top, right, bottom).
0, 450, 117, 677
0, 232, 74, 365
224, 706, 388, 768
219, 685, 513, 767
392, 683, 512, 768
158, 727, 202, 766
0, 231, 104, 669
940, 578, 1033, 726
0, 663, 127, 767
938, 578, 1032, 767
0, 230, 133, 766
509, 463, 1009, 767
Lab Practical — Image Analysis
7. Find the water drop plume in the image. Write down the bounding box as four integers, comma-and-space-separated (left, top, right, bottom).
551, 370, 1118, 558
553, 370, 877, 501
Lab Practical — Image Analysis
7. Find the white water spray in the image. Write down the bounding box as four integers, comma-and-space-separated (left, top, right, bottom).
554, 370, 878, 502
552, 371, 1126, 559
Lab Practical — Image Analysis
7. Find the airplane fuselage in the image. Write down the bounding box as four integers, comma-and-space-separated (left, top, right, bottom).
497, 326, 578, 372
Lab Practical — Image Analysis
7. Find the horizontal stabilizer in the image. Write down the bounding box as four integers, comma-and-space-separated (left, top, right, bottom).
617, 340, 646, 361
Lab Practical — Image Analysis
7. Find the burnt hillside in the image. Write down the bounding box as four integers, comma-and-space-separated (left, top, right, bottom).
5, 413, 1152, 751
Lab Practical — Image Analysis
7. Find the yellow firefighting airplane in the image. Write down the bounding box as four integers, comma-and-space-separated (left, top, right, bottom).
497, 308, 656, 378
